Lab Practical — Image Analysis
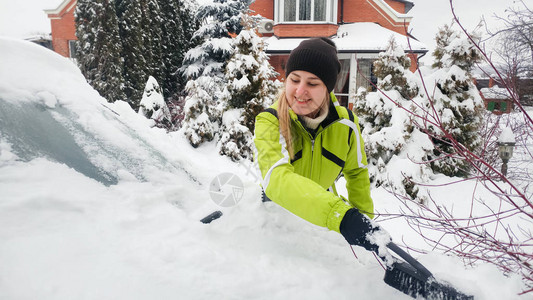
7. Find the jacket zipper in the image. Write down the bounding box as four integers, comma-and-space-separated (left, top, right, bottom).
310, 138, 315, 177
294, 118, 343, 178
309, 121, 343, 178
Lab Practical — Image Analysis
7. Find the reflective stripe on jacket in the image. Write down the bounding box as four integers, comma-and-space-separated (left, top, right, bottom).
253, 93, 374, 233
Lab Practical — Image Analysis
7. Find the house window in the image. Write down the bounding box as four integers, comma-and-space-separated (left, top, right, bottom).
356, 59, 377, 92
334, 58, 351, 107
278, 0, 334, 22
333, 56, 378, 108
68, 40, 78, 59
487, 101, 507, 113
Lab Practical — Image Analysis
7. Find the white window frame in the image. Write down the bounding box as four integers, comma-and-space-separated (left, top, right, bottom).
335, 53, 383, 107
334, 53, 353, 102
274, 0, 337, 23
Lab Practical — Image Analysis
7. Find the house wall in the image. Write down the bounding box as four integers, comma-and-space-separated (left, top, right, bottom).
269, 55, 290, 81
342, 0, 408, 35
47, 0, 77, 58
407, 53, 418, 72
251, 0, 419, 103
274, 24, 339, 37
482, 97, 513, 115
249, 0, 274, 20
250, 0, 410, 36
50, 13, 76, 57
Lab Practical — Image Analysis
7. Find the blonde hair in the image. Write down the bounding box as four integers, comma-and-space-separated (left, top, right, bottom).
277, 88, 330, 159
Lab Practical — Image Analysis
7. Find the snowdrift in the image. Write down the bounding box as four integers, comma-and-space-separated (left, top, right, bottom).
0, 37, 525, 299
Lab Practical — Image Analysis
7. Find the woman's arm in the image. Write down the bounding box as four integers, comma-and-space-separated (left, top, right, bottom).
342, 118, 374, 218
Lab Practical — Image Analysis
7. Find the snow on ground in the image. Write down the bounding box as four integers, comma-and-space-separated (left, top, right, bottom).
0, 37, 529, 299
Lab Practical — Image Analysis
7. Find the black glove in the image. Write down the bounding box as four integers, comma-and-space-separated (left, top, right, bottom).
340, 208, 381, 252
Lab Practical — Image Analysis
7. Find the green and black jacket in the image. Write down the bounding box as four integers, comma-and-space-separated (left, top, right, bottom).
254, 93, 373, 233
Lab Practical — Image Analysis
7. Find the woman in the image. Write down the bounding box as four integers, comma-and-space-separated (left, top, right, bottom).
254, 37, 383, 251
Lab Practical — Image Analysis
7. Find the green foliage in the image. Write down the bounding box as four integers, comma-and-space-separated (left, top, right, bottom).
158, 0, 199, 99
373, 37, 419, 100
218, 13, 280, 161
432, 24, 482, 71
140, 0, 165, 98
76, 0, 127, 102
116, 0, 147, 109
75, 0, 198, 110
181, 0, 251, 148
353, 37, 434, 201
428, 25, 485, 177
224, 14, 279, 132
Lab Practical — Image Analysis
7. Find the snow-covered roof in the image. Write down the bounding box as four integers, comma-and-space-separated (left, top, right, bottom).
480, 85, 512, 100
370, 0, 412, 21
264, 23, 427, 54
44, 0, 75, 17
24, 34, 52, 42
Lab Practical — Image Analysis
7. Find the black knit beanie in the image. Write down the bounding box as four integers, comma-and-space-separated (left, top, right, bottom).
285, 37, 341, 92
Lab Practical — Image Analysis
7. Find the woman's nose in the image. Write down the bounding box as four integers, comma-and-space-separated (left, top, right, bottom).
295, 83, 307, 96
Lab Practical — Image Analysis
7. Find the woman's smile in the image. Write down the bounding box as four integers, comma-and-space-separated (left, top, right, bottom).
285, 70, 328, 117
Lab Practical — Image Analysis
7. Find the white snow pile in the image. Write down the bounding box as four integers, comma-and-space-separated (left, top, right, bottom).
498, 126, 516, 144
138, 76, 171, 124
0, 37, 527, 299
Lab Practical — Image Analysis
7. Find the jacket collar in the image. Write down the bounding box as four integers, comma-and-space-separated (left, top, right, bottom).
321, 96, 341, 128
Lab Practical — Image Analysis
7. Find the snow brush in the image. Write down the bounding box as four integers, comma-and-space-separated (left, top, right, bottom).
382, 242, 473, 299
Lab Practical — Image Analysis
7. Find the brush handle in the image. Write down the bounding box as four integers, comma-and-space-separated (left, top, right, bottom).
386, 242, 433, 280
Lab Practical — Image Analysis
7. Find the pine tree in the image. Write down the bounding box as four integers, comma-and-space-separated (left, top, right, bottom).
176, 0, 199, 90
116, 0, 148, 109
218, 13, 280, 161
354, 37, 433, 199
428, 25, 485, 177
157, 0, 199, 99
140, 0, 165, 87
354, 37, 419, 156
75, 0, 126, 102
373, 37, 419, 100
180, 0, 250, 148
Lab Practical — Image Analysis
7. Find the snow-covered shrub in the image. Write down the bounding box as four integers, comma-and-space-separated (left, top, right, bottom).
182, 79, 217, 147
427, 25, 485, 177
180, 0, 250, 148
224, 21, 280, 131
373, 37, 419, 100
354, 38, 433, 200
217, 13, 280, 161
138, 76, 171, 128
218, 109, 254, 161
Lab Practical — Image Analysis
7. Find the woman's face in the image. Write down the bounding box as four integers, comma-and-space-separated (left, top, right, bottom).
285, 70, 328, 117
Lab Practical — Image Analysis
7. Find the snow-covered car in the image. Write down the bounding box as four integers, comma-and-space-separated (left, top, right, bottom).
0, 37, 522, 300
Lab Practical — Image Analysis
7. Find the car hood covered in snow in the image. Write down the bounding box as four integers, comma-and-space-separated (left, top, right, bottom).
0, 37, 196, 186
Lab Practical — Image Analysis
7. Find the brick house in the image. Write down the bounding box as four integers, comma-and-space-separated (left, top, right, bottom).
250, 0, 427, 107
44, 0, 77, 59
474, 77, 515, 114
45, 0, 427, 107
